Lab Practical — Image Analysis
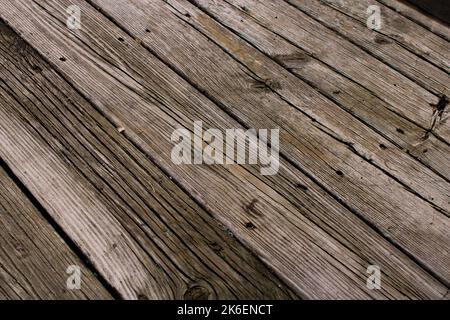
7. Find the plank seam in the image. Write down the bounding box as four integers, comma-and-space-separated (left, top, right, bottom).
0, 158, 122, 299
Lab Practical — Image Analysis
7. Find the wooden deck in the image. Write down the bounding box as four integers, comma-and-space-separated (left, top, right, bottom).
0, 0, 449, 299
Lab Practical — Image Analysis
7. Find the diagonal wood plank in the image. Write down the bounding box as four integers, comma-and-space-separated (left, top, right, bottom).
0, 165, 112, 299
0, 23, 296, 300
307, 0, 450, 143
0, 0, 448, 298
318, 0, 450, 71
79, 0, 450, 209
0, 11, 377, 300
285, 0, 450, 98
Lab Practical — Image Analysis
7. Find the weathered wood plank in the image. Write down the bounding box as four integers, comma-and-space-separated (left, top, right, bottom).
377, 0, 450, 41
0, 23, 297, 300
81, 0, 450, 211
168, 0, 450, 198
318, 0, 450, 71
284, 0, 450, 99
0, 165, 112, 299
1, 0, 448, 298
71, 0, 450, 279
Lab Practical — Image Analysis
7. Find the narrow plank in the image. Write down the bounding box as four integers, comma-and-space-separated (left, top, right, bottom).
377, 0, 450, 41
0, 23, 296, 300
169, 0, 450, 198
0, 165, 112, 300
319, 0, 450, 71
1, 0, 449, 298
207, 0, 442, 135
285, 0, 450, 98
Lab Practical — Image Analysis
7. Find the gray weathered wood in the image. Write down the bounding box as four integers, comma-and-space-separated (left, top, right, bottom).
0, 0, 449, 298
210, 0, 444, 136
0, 23, 297, 300
169, 0, 450, 197
0, 166, 112, 299
285, 0, 450, 98
66, 0, 450, 281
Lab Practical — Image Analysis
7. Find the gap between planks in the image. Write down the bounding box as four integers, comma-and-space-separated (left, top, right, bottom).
0, 162, 113, 299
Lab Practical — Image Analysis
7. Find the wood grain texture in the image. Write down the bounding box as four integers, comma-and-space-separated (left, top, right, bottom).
309, 0, 450, 143
319, 0, 450, 71
168, 0, 450, 199
70, 0, 450, 281
0, 4, 379, 300
0, 166, 112, 299
0, 23, 296, 300
209, 0, 443, 134
285, 0, 450, 98
0, 0, 448, 299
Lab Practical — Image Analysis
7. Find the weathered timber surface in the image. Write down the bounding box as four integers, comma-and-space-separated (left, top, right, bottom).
318, 0, 450, 71
0, 22, 297, 300
0, 0, 448, 299
55, 0, 450, 281
0, 166, 112, 299
285, 0, 450, 144
166, 0, 450, 198
285, 0, 450, 98
208, 0, 443, 128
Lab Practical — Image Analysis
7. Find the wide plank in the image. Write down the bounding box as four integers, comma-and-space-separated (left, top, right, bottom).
1, 0, 448, 298
0, 165, 112, 299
